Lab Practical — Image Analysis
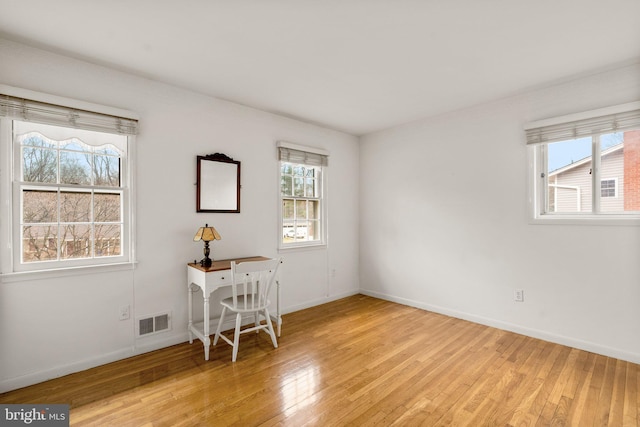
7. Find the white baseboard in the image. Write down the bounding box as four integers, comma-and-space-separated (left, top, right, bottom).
360, 289, 640, 365
0, 333, 192, 393
0, 348, 135, 394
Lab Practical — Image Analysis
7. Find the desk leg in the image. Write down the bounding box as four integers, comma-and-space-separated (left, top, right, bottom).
276, 279, 281, 337
203, 295, 211, 361
187, 284, 194, 344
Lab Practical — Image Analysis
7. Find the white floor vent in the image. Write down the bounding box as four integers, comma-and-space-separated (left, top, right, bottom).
137, 312, 172, 337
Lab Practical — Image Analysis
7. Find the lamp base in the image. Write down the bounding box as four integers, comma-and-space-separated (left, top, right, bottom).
200, 240, 212, 267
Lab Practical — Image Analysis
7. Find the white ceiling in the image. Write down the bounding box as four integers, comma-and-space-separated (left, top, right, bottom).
1, 1, 639, 135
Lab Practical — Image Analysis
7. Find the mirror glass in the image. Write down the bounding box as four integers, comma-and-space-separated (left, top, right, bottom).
196, 154, 240, 212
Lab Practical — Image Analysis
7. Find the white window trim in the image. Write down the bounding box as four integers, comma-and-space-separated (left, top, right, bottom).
277, 141, 328, 251
0, 85, 138, 279
526, 102, 640, 226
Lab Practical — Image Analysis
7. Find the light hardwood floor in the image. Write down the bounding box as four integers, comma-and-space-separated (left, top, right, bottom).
1, 294, 638, 426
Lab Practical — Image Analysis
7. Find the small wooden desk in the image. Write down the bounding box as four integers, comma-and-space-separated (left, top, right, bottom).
187, 256, 282, 360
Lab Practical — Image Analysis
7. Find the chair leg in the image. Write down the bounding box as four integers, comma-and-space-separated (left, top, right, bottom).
232, 312, 242, 362
255, 311, 260, 333
213, 306, 226, 346
263, 307, 278, 349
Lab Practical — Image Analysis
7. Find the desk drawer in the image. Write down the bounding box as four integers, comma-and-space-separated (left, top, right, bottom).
187, 265, 233, 295
205, 270, 230, 286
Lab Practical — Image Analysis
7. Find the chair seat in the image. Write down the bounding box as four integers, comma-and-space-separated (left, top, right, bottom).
220, 295, 271, 312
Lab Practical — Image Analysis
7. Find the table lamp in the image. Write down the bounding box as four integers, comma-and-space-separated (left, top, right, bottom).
193, 223, 221, 267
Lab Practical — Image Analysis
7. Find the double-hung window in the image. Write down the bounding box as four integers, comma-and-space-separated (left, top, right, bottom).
526, 102, 640, 223
0, 89, 138, 274
278, 142, 328, 249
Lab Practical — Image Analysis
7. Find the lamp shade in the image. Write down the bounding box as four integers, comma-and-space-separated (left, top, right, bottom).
194, 224, 222, 242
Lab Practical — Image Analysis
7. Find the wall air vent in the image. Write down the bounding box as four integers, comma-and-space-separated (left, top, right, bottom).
137, 312, 172, 337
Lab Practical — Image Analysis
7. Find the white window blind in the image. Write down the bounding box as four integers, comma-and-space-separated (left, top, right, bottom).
278, 146, 328, 167
0, 94, 138, 135
525, 105, 640, 145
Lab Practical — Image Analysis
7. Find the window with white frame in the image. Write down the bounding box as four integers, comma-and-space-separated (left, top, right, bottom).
278, 142, 328, 248
601, 179, 617, 198
526, 102, 640, 221
0, 90, 138, 273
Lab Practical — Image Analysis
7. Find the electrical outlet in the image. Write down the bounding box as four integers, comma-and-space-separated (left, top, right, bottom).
119, 305, 130, 321
514, 289, 524, 302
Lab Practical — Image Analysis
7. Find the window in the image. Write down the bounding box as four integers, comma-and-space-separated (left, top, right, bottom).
278, 142, 328, 248
601, 179, 617, 198
526, 102, 640, 222
0, 89, 138, 274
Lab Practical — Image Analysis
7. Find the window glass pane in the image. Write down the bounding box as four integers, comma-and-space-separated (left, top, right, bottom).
601, 131, 640, 212
305, 178, 315, 197
282, 221, 295, 242
22, 146, 57, 183
60, 224, 91, 259
308, 200, 319, 219
281, 163, 292, 175
294, 222, 308, 240
93, 155, 120, 186
281, 175, 292, 196
94, 192, 121, 222
293, 177, 304, 197
282, 199, 294, 219
293, 166, 304, 176
60, 191, 91, 222
296, 200, 307, 219
22, 225, 58, 262
95, 224, 121, 256
281, 163, 293, 175
547, 137, 592, 213
60, 150, 91, 185
23, 189, 57, 223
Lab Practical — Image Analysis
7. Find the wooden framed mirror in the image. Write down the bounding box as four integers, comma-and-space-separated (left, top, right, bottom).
196, 153, 241, 213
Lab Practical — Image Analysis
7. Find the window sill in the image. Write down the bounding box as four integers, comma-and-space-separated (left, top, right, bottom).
530, 215, 640, 226
0, 261, 138, 283
278, 242, 327, 253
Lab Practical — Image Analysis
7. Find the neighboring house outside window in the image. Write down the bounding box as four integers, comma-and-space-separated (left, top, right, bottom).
526, 103, 640, 223
0, 88, 138, 274
547, 141, 627, 213
277, 141, 328, 249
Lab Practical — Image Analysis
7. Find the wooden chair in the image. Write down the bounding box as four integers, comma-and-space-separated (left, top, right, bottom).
213, 258, 281, 362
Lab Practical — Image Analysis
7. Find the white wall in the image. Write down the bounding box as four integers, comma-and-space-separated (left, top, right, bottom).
359, 61, 640, 363
0, 38, 359, 392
